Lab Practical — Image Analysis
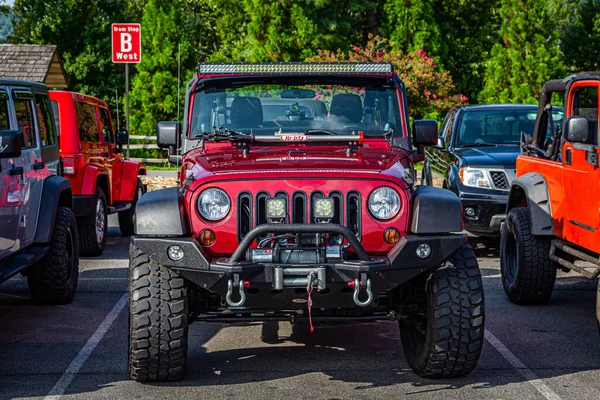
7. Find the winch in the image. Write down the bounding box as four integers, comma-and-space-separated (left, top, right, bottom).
246, 245, 344, 264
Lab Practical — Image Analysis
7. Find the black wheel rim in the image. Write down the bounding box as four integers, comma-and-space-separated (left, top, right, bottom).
505, 230, 518, 283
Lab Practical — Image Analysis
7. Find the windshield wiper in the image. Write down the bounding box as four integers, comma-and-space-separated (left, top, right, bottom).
195, 127, 251, 141
303, 129, 338, 136
459, 143, 498, 148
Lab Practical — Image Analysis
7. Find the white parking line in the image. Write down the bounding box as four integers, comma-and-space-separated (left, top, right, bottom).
44, 293, 128, 400
485, 329, 561, 400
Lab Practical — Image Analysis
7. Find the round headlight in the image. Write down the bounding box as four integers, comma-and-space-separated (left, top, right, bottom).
368, 187, 401, 220
198, 188, 230, 221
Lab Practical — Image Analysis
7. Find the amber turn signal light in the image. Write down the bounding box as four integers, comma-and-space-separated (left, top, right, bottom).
199, 229, 216, 246
384, 228, 400, 244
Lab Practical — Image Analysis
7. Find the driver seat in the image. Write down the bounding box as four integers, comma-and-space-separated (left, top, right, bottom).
460, 120, 483, 145
330, 94, 363, 124
230, 97, 263, 128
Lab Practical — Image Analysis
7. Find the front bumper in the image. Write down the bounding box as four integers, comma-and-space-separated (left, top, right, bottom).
459, 191, 508, 235
132, 223, 466, 309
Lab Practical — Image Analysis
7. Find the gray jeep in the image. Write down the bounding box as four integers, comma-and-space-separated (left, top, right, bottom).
0, 79, 79, 304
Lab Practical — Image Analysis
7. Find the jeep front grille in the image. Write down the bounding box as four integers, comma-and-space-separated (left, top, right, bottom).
490, 171, 509, 191
237, 190, 362, 243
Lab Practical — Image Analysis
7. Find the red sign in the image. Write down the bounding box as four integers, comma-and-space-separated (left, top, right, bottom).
111, 23, 141, 63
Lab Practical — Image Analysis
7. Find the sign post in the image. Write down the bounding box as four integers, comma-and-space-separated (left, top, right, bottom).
111, 23, 141, 160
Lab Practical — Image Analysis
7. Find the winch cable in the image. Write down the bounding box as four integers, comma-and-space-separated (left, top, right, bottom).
307, 273, 316, 333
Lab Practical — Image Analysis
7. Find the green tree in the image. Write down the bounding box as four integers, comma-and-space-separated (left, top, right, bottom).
479, 0, 565, 103
222, 0, 384, 62
128, 0, 193, 139
382, 0, 444, 58
434, 0, 500, 102
559, 0, 600, 72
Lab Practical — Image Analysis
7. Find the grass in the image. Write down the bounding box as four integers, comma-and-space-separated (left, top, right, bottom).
144, 163, 179, 171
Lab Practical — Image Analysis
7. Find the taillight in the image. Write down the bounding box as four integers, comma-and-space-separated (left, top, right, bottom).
63, 156, 77, 175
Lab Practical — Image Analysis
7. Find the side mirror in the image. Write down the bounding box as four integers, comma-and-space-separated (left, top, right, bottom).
157, 121, 180, 149
564, 116, 589, 143
413, 120, 439, 146
116, 130, 128, 145
0, 130, 22, 158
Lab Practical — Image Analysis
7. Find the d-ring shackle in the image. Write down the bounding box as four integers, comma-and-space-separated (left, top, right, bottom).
353, 278, 373, 307
226, 279, 246, 307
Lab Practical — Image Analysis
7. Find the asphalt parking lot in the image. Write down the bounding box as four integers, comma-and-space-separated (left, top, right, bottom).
1, 215, 599, 400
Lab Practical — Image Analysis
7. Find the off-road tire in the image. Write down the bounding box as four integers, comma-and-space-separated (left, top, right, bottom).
28, 207, 79, 304
400, 243, 485, 378
78, 186, 107, 256
128, 244, 188, 382
119, 178, 144, 237
500, 207, 556, 304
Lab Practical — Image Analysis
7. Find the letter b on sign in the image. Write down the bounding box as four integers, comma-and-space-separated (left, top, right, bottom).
121, 33, 132, 52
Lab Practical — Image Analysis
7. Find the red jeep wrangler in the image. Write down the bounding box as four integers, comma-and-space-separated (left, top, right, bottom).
500, 72, 600, 331
128, 62, 485, 381
50, 91, 146, 256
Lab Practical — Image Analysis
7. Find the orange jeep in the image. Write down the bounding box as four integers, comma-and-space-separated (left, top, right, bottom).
500, 72, 600, 330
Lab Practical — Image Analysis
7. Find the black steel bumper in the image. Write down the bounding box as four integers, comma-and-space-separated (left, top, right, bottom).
460, 192, 508, 235
132, 223, 466, 308
72, 195, 96, 217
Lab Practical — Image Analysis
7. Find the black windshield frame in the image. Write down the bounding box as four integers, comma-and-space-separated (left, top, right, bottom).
189, 75, 405, 140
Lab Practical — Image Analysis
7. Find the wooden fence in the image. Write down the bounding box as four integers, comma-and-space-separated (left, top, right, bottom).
128, 135, 168, 164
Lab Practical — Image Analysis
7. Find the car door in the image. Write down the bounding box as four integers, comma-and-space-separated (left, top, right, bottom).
98, 105, 118, 200
75, 99, 104, 185
562, 82, 600, 235
9, 88, 42, 247
21, 91, 60, 243
0, 87, 20, 256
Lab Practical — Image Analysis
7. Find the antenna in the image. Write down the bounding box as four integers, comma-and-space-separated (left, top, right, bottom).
115, 89, 120, 130
176, 42, 181, 179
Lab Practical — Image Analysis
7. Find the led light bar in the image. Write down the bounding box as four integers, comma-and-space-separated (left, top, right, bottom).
197, 62, 393, 75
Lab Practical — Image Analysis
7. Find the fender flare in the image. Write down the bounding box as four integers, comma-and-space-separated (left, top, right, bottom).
410, 185, 463, 234
506, 172, 554, 235
119, 160, 146, 202
135, 187, 190, 236
80, 165, 100, 196
35, 176, 72, 243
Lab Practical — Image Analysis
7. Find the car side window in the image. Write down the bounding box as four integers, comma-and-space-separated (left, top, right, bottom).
51, 100, 60, 137
76, 102, 100, 143
0, 94, 9, 130
99, 107, 114, 144
572, 86, 598, 144
444, 113, 455, 148
14, 98, 36, 148
35, 94, 56, 147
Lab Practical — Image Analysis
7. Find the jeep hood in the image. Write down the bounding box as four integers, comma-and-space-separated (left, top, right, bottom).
184, 143, 411, 178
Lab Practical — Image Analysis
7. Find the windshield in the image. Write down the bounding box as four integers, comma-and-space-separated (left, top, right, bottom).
457, 108, 564, 147
189, 78, 402, 138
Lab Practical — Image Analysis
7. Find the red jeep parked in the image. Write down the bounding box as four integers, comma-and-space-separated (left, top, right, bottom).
50, 91, 146, 256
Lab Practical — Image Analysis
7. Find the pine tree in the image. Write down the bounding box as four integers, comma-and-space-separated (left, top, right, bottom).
128, 0, 193, 138
382, 0, 445, 58
479, 0, 565, 103
559, 0, 600, 72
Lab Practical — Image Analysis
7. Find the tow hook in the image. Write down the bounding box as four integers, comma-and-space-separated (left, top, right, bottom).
349, 278, 373, 307
226, 279, 247, 307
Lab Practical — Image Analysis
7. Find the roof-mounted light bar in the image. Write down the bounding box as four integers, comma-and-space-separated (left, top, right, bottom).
197, 62, 393, 75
